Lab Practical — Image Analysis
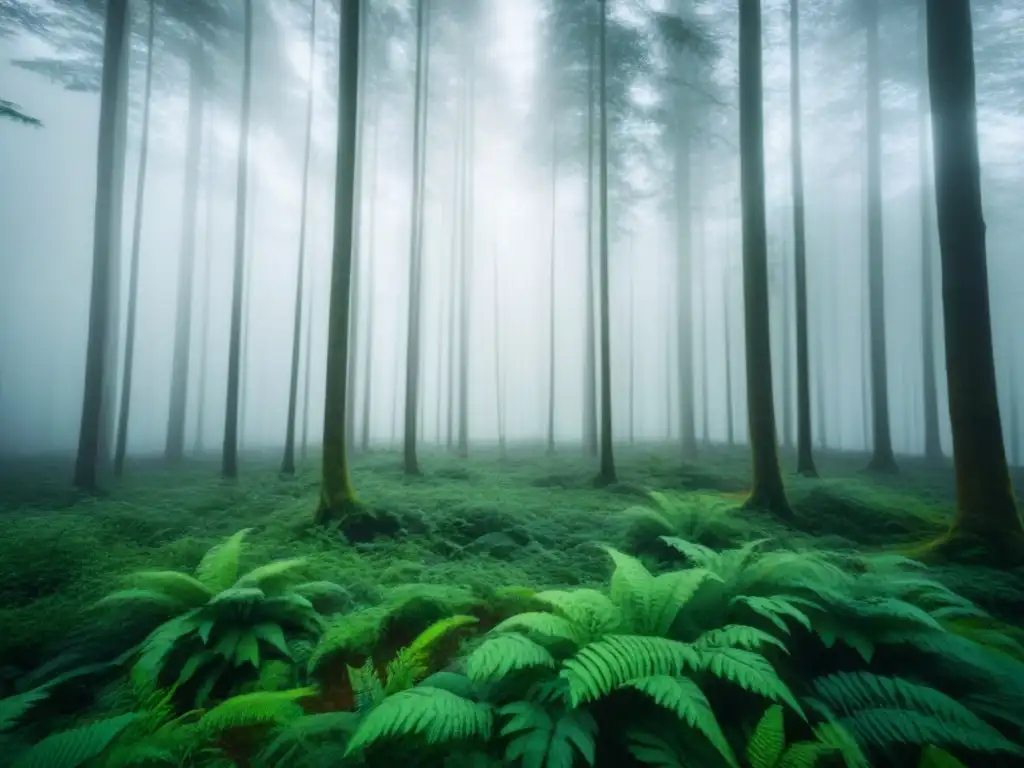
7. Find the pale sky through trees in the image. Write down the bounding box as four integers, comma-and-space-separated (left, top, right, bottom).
0, 0, 1022, 461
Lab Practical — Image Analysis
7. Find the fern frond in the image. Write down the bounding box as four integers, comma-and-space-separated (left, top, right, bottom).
697, 647, 805, 718
660, 535, 718, 566
125, 571, 215, 606
11, 713, 137, 768
811, 673, 1022, 755
258, 712, 362, 764
0, 687, 50, 733
491, 612, 582, 645
465, 633, 556, 683
776, 741, 832, 768
747, 705, 785, 768
407, 615, 479, 656
534, 589, 621, 641
131, 612, 202, 695
696, 625, 789, 654
291, 581, 352, 614
235, 558, 307, 594
730, 595, 814, 633
344, 687, 493, 754
198, 687, 315, 734
196, 529, 252, 592
917, 745, 968, 768
561, 635, 701, 705
811, 722, 870, 768
93, 589, 189, 612
625, 729, 687, 767
385, 647, 429, 695
349, 658, 385, 711
625, 676, 737, 767
500, 702, 597, 768
308, 607, 387, 674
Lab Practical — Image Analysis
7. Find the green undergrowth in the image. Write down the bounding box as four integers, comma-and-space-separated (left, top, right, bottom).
1, 444, 1023, 766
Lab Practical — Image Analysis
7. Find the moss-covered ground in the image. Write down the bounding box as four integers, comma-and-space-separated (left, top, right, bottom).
3, 441, 1022, 688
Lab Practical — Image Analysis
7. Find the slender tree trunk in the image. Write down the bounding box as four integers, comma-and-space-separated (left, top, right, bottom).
445, 72, 461, 451
790, 0, 816, 476
582, 17, 598, 457
546, 106, 558, 455
698, 217, 709, 446
457, 38, 475, 459
675, 95, 696, 460
239, 181, 256, 451
74, 0, 131, 492
221, 0, 254, 478
403, 0, 430, 476
166, 38, 205, 463
1010, 354, 1020, 467
665, 272, 674, 442
282, 0, 317, 476
918, 1, 942, 463
316, 0, 362, 523
628, 239, 635, 446
493, 239, 506, 455
864, 0, 897, 472
300, 254, 315, 461
738, 0, 791, 518
194, 120, 215, 455
594, 0, 617, 487
925, 0, 1024, 555
724, 264, 734, 446
114, 0, 156, 477
360, 98, 382, 452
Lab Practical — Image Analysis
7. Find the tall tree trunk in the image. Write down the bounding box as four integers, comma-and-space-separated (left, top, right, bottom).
221, 0, 254, 478
74, 0, 131, 492
864, 0, 897, 473
300, 254, 315, 461
1010, 354, 1020, 467
918, 1, 942, 463
194, 119, 215, 455
316, 0, 362, 524
582, 16, 598, 457
457, 38, 475, 459
665, 272, 674, 442
282, 0, 317, 476
493, 240, 506, 456
445, 72, 461, 451
790, 0, 816, 476
594, 0, 616, 487
628, 239, 635, 446
546, 105, 558, 455
403, 0, 430, 476
925, 0, 1024, 556
738, 0, 791, 518
724, 264, 734, 446
675, 97, 696, 460
360, 98, 382, 452
238, 182, 256, 451
166, 38, 206, 463
114, 0, 156, 477
698, 217, 709, 445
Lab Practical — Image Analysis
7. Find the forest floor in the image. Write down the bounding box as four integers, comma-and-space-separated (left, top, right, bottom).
2, 443, 1023, 681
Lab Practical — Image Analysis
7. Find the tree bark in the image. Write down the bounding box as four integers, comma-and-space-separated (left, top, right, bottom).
582, 13, 598, 457
194, 118, 215, 455
166, 38, 206, 463
221, 0, 254, 479
738, 0, 791, 518
402, 0, 430, 476
360, 98, 382, 452
789, 0, 816, 476
724, 263, 734, 446
316, 0, 362, 524
675, 93, 696, 460
925, 0, 1024, 555
74, 0, 131, 492
114, 0, 156, 477
282, 0, 317, 476
594, 0, 617, 487
864, 0, 897, 473
917, 0, 942, 463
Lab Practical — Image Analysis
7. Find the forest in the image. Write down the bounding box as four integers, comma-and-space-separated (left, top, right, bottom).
0, 0, 1023, 765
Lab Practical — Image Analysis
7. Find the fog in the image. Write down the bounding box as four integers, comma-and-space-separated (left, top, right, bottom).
1, 0, 1022, 467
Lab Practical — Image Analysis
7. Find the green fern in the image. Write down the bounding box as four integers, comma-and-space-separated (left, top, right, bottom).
466, 633, 557, 683
258, 711, 362, 765
624, 676, 736, 767
561, 635, 701, 705
696, 647, 805, 718
344, 687, 493, 754
0, 686, 51, 733
196, 528, 252, 592
917, 745, 968, 768
349, 657, 385, 712
491, 612, 582, 646
308, 606, 388, 674
695, 625, 788, 654
809, 672, 1023, 756
729, 596, 814, 634
198, 686, 316, 734
534, 589, 621, 643
747, 705, 785, 768
12, 713, 138, 768
499, 701, 597, 767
